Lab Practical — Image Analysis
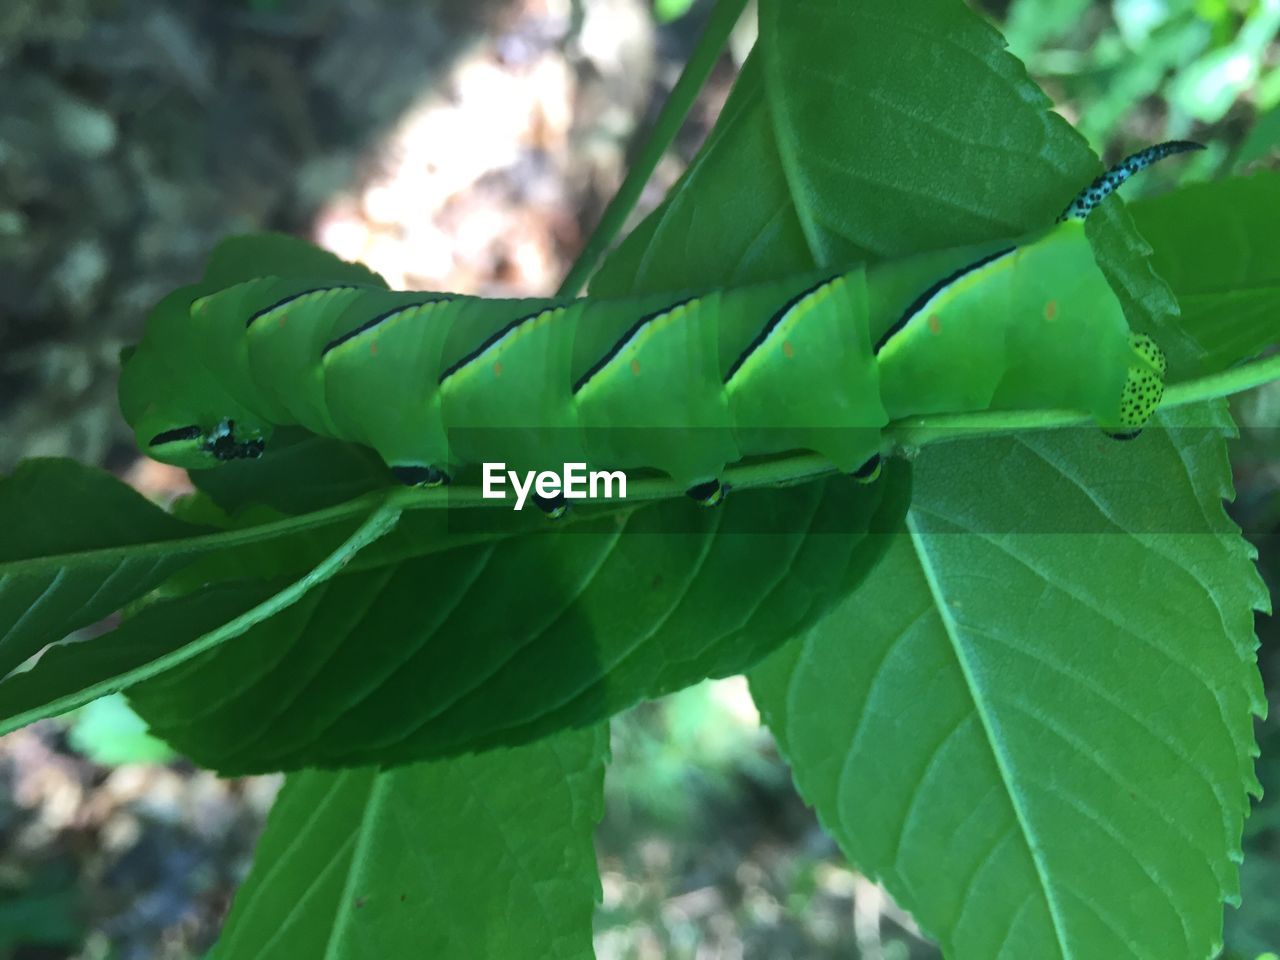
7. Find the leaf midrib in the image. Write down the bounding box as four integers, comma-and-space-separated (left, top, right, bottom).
905, 511, 1074, 959
325, 772, 391, 960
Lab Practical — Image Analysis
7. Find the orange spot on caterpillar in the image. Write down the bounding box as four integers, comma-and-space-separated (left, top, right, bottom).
493, 361, 503, 377
783, 340, 795, 358
278, 315, 286, 328
1044, 300, 1058, 321
928, 314, 941, 335
631, 358, 641, 376
370, 341, 378, 357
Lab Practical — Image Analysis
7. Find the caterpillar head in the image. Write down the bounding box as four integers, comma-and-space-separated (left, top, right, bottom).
1107, 333, 1166, 440
120, 280, 277, 471
144, 418, 270, 468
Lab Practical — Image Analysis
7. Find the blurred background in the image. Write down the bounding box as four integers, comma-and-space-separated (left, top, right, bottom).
0, 0, 1277, 956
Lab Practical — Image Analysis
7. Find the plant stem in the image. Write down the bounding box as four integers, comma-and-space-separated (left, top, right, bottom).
1166, 351, 1280, 407
887, 351, 1280, 450
556, 0, 749, 297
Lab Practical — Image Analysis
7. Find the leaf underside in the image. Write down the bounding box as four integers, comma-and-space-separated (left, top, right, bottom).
211, 726, 607, 960
127, 468, 908, 774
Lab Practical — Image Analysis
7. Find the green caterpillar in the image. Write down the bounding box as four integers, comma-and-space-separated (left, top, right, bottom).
119, 142, 1195, 511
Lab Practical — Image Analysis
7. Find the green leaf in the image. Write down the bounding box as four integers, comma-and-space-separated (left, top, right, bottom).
211, 725, 607, 960
592, 8, 1098, 295
0, 450, 564, 691
591, 52, 812, 295
755, 0, 1092, 265
126, 469, 908, 773
0, 459, 210, 677
1084, 200, 1206, 382
0, 455, 460, 688
750, 402, 1266, 959
0, 441, 902, 766
0, 504, 402, 736
1130, 172, 1280, 375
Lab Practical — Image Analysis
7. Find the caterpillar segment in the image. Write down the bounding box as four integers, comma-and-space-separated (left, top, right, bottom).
122, 142, 1199, 511
724, 271, 886, 480
323, 294, 462, 478
874, 218, 1166, 438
